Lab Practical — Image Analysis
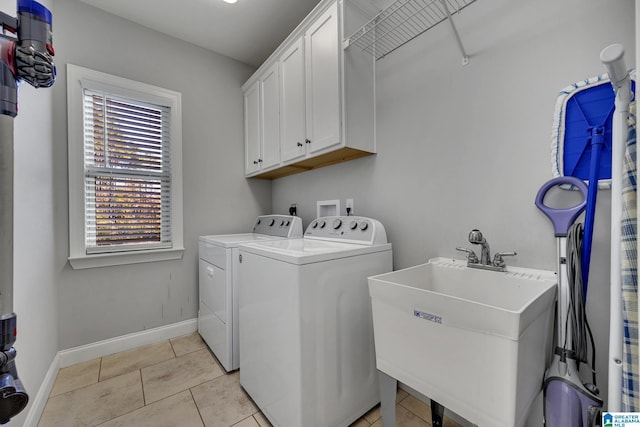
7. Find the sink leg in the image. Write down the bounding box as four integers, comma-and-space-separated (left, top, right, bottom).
378, 370, 397, 427
431, 400, 445, 427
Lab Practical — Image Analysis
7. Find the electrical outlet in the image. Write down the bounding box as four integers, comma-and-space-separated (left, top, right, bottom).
346, 198, 354, 214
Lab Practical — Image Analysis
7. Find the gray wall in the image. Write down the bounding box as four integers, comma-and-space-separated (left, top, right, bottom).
5, 0, 58, 423
51, 0, 271, 349
3, 0, 634, 424
272, 0, 635, 421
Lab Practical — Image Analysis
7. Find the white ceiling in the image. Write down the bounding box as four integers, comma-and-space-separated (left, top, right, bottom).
79, 0, 324, 68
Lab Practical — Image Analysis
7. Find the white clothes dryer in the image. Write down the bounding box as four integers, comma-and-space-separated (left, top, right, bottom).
238, 216, 393, 427
198, 215, 302, 372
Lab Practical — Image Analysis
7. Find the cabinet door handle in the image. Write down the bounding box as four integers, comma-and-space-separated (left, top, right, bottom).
297, 142, 303, 147
253, 160, 258, 165
258, 158, 263, 163
305, 139, 311, 144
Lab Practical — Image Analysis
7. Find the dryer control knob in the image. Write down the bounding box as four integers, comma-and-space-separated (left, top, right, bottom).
311, 221, 318, 229
350, 221, 358, 230
359, 221, 369, 231
269, 219, 275, 226
319, 220, 326, 228
280, 220, 285, 226
333, 219, 342, 229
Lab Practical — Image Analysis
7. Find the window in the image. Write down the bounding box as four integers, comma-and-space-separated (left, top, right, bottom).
67, 64, 184, 269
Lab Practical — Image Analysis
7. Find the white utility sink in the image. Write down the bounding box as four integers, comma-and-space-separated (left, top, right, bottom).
368, 257, 557, 427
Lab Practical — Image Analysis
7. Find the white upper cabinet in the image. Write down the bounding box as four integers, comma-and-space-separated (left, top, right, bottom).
260, 63, 281, 169
304, 2, 340, 155
244, 80, 261, 175
243, 0, 376, 179
280, 38, 306, 163
244, 63, 281, 175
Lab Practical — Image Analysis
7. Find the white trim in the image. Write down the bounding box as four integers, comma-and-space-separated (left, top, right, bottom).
69, 247, 184, 269
58, 318, 197, 368
22, 352, 60, 427
67, 63, 184, 269
22, 319, 198, 426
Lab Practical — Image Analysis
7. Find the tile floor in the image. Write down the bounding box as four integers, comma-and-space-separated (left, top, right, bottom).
38, 332, 462, 427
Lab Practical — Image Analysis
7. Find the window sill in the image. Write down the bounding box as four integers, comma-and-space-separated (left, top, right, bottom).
69, 247, 185, 269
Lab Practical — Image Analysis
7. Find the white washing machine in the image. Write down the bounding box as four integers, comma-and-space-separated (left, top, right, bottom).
238, 216, 393, 427
198, 215, 302, 372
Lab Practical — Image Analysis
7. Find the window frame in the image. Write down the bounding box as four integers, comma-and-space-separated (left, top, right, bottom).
67, 64, 184, 269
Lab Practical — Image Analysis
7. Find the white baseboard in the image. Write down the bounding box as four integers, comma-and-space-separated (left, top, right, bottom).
58, 318, 198, 368
22, 352, 60, 427
23, 319, 198, 427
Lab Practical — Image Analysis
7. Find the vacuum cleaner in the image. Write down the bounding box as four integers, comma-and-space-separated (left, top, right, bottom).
536, 176, 603, 427
0, 0, 54, 423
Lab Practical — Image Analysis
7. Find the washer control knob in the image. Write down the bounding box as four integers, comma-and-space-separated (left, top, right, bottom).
311, 221, 318, 229
256, 219, 261, 225
332, 219, 342, 229
319, 220, 326, 228
349, 221, 358, 230
280, 220, 285, 226
268, 219, 275, 226
285, 220, 290, 226
359, 221, 369, 231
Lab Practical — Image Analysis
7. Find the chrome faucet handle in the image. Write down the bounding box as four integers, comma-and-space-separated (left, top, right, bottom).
456, 247, 479, 264
492, 251, 517, 268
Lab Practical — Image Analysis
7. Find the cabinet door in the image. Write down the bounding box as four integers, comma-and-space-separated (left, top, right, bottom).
261, 63, 280, 169
305, 1, 340, 154
280, 38, 306, 163
244, 81, 261, 174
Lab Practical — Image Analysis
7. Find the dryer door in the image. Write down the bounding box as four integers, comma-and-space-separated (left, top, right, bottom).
198, 258, 230, 370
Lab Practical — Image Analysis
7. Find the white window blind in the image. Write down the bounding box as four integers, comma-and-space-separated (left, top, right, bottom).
68, 64, 183, 269
83, 89, 172, 253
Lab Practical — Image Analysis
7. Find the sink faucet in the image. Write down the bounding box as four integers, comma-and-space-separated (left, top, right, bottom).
468, 229, 491, 265
456, 229, 517, 272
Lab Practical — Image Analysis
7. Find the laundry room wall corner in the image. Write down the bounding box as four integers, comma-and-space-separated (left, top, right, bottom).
51, 0, 268, 350
272, 0, 634, 423
3, 0, 59, 423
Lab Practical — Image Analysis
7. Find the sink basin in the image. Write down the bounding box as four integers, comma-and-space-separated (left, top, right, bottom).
368, 257, 556, 427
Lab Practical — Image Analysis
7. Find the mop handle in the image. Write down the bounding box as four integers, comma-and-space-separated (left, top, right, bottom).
581, 130, 606, 299
535, 177, 588, 236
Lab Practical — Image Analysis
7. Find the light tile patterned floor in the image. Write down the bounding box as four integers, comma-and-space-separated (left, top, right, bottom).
37, 332, 462, 427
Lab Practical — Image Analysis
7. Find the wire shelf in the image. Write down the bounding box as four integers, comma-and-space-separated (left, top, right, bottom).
346, 0, 477, 61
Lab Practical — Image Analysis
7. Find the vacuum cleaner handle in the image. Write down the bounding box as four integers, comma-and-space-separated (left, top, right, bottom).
535, 176, 588, 236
